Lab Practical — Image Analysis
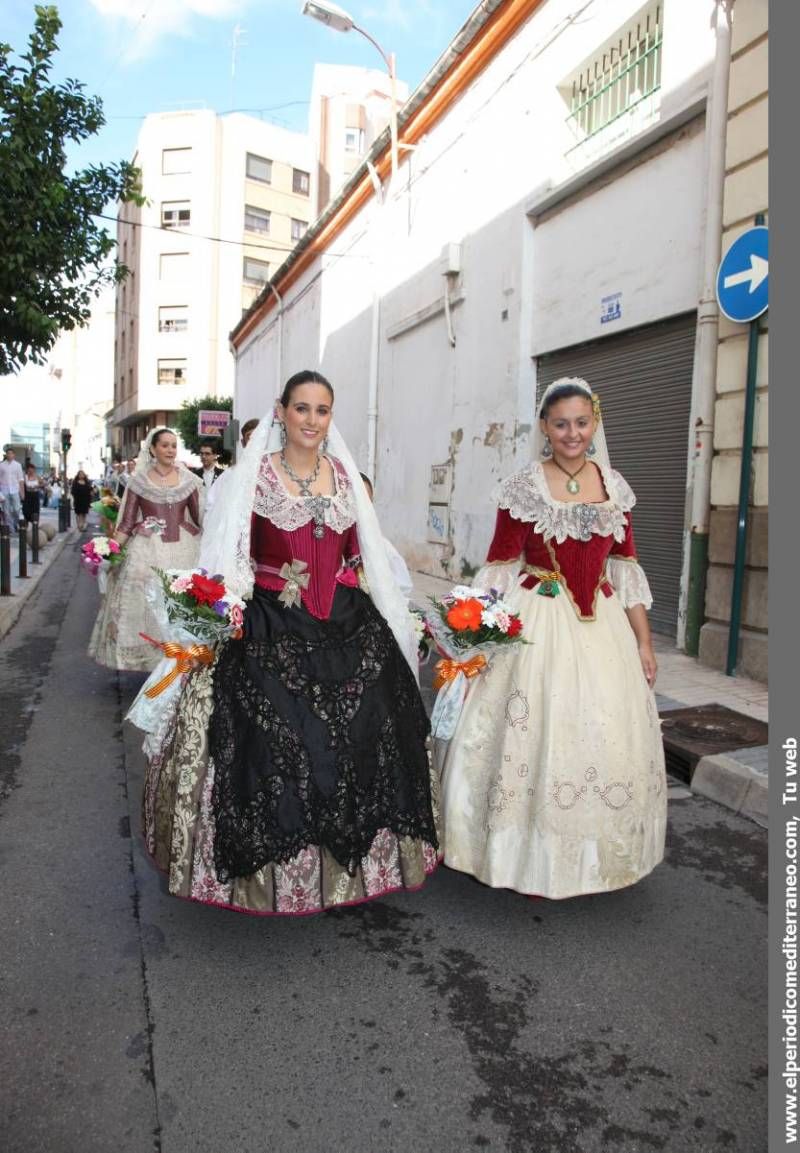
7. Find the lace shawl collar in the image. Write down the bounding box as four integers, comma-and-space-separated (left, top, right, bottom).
495, 460, 635, 543
253, 454, 357, 534
126, 468, 201, 504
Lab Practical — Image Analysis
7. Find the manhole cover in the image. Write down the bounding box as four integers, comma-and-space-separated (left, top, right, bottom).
659, 703, 768, 784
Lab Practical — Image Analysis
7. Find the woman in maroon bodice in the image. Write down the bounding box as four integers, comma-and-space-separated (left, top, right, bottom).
141, 372, 439, 915
439, 378, 667, 899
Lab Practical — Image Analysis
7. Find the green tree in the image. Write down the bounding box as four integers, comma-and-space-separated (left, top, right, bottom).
173, 395, 234, 462
0, 5, 142, 374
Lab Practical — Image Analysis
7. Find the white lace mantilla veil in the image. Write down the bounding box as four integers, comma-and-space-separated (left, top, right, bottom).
532, 377, 612, 471
199, 407, 420, 680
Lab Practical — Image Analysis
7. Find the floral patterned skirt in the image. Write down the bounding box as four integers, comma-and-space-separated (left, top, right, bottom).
142, 587, 440, 915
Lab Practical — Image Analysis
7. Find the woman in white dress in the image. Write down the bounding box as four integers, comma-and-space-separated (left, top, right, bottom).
89, 427, 202, 671
439, 378, 667, 899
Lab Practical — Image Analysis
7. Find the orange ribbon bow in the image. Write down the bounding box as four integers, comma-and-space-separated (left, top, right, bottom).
140, 634, 215, 698
433, 653, 487, 691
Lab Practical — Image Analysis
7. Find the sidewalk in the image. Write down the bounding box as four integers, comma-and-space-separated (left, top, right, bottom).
409, 569, 769, 828
0, 509, 80, 641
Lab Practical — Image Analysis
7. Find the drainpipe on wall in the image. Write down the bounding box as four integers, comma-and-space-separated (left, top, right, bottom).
681, 0, 734, 655
365, 164, 387, 484
267, 282, 284, 396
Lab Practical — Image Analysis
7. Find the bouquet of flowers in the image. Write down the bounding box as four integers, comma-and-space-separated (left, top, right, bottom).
91, 491, 120, 524
127, 568, 246, 743
80, 535, 125, 578
409, 607, 433, 663
151, 568, 245, 643
426, 585, 526, 739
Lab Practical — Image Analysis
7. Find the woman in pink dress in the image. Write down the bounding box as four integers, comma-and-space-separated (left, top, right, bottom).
89, 428, 202, 671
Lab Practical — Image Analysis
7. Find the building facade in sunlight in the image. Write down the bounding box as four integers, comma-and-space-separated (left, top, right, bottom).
108, 110, 312, 459
231, 0, 768, 680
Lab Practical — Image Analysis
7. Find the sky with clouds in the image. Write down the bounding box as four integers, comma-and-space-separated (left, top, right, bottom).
5, 0, 479, 171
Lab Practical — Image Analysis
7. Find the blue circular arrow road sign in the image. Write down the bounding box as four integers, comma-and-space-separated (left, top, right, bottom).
716, 226, 768, 323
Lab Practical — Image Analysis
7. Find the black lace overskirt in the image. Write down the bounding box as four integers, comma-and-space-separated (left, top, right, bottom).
209, 585, 436, 880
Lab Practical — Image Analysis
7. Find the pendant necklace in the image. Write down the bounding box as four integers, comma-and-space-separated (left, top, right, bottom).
552, 458, 587, 495
280, 451, 329, 538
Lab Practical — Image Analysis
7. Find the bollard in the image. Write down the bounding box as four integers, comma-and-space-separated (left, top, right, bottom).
0, 519, 11, 596
31, 516, 41, 565
58, 495, 71, 532
18, 524, 28, 578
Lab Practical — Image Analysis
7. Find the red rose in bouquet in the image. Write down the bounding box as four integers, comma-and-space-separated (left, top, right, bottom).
190, 573, 226, 607
507, 616, 523, 638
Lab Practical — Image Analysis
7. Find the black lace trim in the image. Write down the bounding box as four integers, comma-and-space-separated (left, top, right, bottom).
209, 591, 436, 880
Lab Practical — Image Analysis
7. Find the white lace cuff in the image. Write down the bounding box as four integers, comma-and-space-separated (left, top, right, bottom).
474, 559, 522, 596
607, 557, 653, 610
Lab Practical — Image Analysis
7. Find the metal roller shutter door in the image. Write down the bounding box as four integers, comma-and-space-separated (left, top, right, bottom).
537, 313, 695, 636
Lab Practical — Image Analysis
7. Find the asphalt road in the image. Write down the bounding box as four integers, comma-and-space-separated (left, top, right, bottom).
0, 537, 767, 1153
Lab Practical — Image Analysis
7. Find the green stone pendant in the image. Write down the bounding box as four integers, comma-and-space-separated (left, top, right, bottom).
566, 478, 580, 494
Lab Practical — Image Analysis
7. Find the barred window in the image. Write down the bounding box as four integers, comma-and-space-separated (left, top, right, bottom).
243, 257, 270, 285
247, 153, 272, 183
158, 359, 187, 386
292, 168, 310, 196
162, 148, 192, 175
161, 201, 191, 229
158, 306, 188, 333
562, 3, 662, 155
244, 205, 270, 234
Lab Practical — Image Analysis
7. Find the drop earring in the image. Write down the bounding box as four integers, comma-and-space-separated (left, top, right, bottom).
542, 436, 553, 459
279, 423, 287, 448
321, 435, 329, 454
586, 439, 597, 457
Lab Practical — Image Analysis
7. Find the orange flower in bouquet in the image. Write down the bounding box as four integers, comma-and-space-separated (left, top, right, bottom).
445, 597, 484, 632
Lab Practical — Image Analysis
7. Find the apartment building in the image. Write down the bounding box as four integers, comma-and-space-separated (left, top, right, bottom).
309, 63, 409, 216
109, 110, 313, 458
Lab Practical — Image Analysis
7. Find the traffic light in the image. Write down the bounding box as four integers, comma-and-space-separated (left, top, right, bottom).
61, 428, 72, 453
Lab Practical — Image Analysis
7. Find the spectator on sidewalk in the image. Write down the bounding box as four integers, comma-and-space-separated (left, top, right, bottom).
22, 463, 44, 525
0, 448, 25, 530
70, 469, 93, 532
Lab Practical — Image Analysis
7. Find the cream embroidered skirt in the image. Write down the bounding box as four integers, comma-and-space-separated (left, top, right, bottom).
438, 585, 666, 898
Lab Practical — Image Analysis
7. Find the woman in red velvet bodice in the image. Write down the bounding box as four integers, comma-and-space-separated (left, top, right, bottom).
439, 379, 667, 900
141, 372, 439, 918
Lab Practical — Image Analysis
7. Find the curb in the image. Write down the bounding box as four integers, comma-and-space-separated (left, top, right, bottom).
0, 528, 78, 642
691, 750, 769, 828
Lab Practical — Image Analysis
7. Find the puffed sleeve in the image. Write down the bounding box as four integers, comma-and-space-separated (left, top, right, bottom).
474, 507, 529, 595
607, 514, 653, 610
115, 487, 141, 537
187, 484, 201, 529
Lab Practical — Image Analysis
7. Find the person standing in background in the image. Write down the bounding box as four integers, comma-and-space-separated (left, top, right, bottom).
22, 463, 44, 525
204, 419, 259, 515
192, 443, 224, 492
70, 469, 93, 532
0, 448, 25, 530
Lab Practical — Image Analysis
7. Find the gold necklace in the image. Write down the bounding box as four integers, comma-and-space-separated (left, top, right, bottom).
552, 458, 587, 495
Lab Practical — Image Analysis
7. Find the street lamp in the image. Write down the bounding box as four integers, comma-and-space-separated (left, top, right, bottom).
301, 0, 399, 179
